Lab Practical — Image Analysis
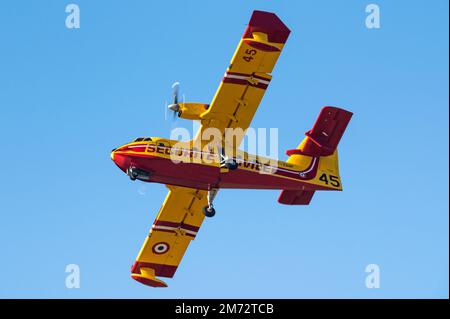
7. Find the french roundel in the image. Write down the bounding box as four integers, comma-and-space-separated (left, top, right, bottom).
152, 242, 170, 254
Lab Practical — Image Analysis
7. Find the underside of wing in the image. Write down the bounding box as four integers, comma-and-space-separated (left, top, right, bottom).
131, 185, 207, 287
194, 11, 291, 150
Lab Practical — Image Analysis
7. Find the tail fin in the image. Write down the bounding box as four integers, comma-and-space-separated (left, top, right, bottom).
278, 106, 352, 205
288, 106, 353, 158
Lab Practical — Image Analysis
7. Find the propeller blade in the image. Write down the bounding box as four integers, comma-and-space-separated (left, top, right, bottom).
172, 82, 180, 104
164, 99, 168, 120
166, 82, 181, 122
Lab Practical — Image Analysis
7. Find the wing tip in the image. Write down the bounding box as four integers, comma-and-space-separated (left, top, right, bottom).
131, 266, 169, 288
131, 274, 168, 288
320, 106, 354, 118
243, 10, 291, 44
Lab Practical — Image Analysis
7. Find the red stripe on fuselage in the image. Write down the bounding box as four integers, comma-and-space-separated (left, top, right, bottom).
114, 150, 328, 191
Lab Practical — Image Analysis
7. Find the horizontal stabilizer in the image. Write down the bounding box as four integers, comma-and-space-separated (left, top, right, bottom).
278, 189, 315, 205
290, 106, 352, 157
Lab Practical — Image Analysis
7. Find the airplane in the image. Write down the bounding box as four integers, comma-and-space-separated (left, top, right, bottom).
110, 10, 353, 287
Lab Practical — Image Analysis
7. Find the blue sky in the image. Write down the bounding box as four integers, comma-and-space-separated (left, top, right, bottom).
0, 0, 448, 298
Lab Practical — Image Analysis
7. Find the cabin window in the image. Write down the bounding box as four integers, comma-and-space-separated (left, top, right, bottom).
134, 137, 152, 142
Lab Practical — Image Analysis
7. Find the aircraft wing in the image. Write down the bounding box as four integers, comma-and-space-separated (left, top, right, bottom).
131, 185, 207, 287
194, 10, 290, 150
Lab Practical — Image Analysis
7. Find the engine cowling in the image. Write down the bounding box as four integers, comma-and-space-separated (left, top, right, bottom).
177, 103, 209, 120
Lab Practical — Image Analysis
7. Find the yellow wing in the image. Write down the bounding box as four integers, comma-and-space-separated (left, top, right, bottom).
131, 185, 207, 287
194, 11, 290, 150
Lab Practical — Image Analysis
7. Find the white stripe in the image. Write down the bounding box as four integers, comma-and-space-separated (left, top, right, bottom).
152, 225, 176, 231
224, 73, 270, 85
157, 145, 313, 176
181, 228, 198, 236
143, 145, 315, 178
254, 78, 271, 85
301, 157, 318, 174
152, 225, 197, 236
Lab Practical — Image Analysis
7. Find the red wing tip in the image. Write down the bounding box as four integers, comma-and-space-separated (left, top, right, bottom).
321, 106, 354, 117
131, 275, 168, 288
243, 10, 291, 44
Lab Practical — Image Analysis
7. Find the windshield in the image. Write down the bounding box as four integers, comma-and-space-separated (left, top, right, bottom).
133, 137, 152, 142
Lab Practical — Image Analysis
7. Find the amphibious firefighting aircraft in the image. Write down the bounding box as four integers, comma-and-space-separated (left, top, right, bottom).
111, 10, 352, 287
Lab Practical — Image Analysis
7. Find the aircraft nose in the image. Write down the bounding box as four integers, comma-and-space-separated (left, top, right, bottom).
110, 148, 130, 173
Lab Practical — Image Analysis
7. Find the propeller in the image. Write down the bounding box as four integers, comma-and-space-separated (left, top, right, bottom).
167, 82, 181, 119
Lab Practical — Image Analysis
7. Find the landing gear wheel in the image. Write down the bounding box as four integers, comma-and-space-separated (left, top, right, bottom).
204, 188, 218, 218
127, 167, 138, 181
225, 160, 238, 170
202, 206, 216, 218
219, 146, 238, 170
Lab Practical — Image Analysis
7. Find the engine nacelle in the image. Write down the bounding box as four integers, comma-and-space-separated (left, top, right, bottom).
177, 103, 209, 120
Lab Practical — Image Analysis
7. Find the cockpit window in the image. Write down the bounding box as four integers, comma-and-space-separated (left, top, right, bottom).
134, 137, 152, 142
